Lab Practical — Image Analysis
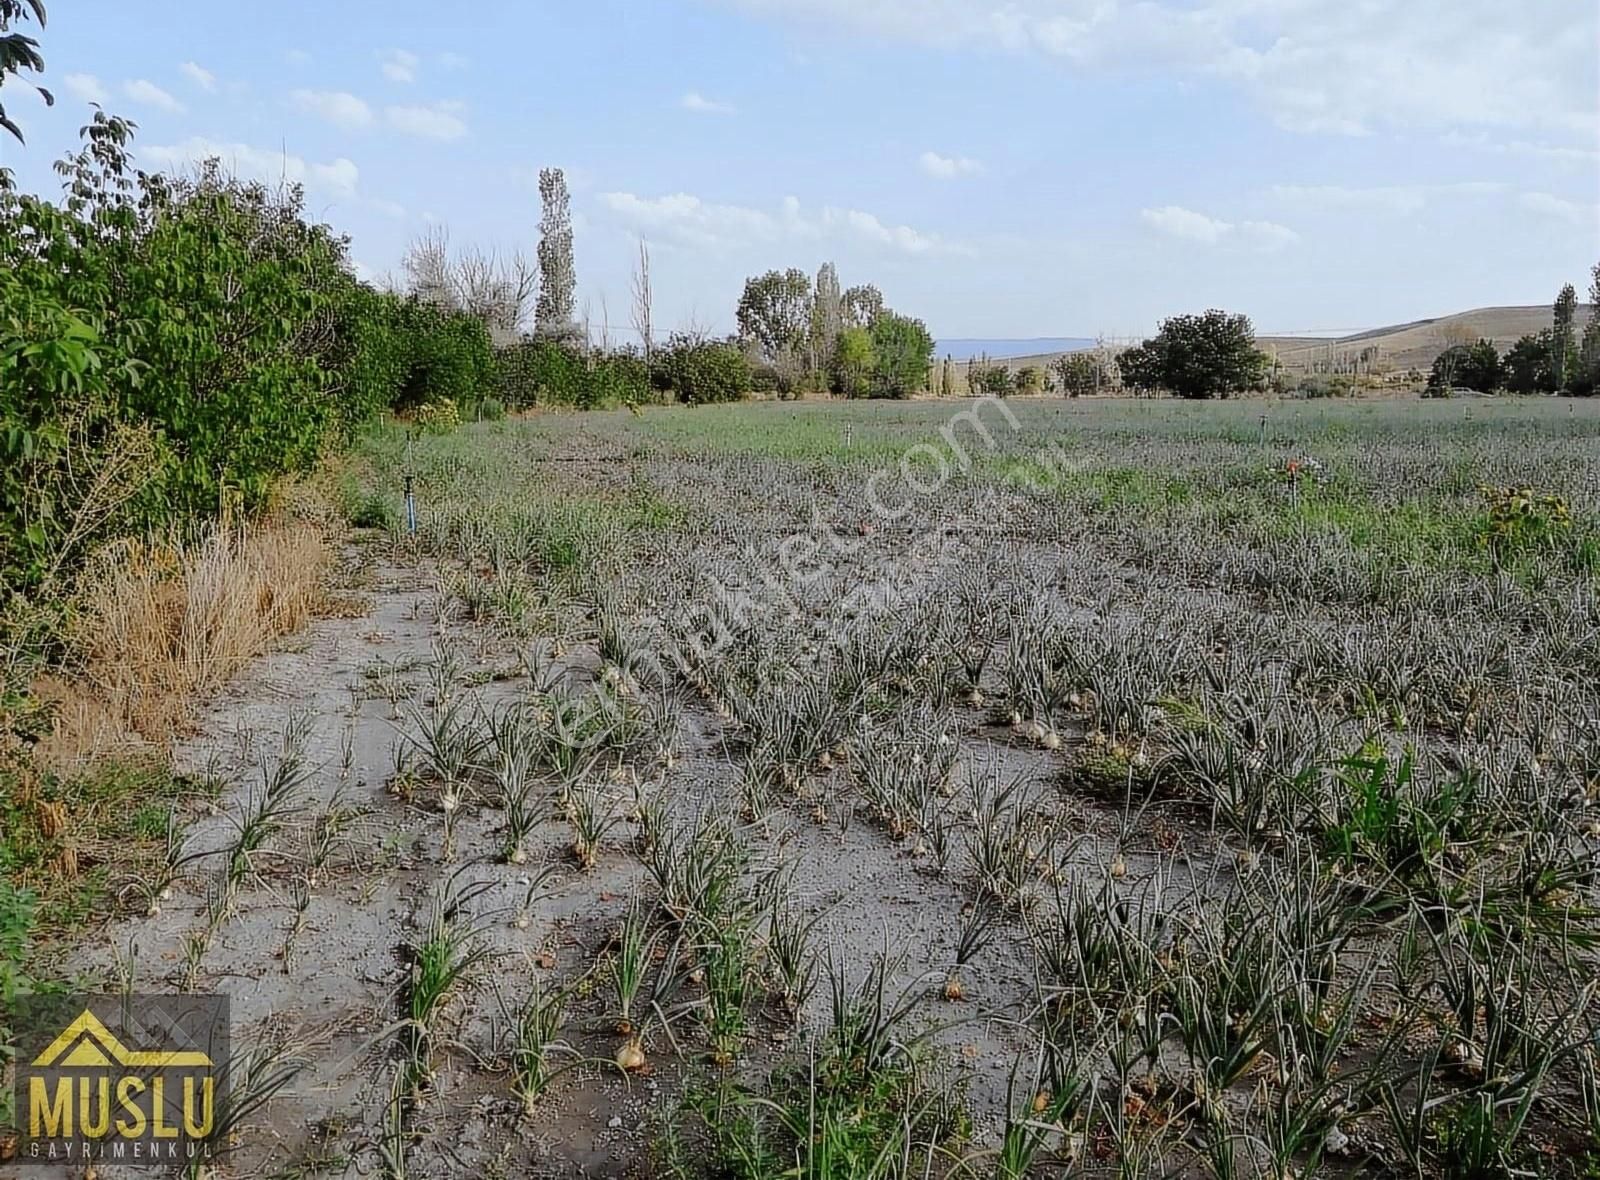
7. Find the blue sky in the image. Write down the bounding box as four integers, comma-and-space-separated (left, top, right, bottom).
2, 0, 1595, 340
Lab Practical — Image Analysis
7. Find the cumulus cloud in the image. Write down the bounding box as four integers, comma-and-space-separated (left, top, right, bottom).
142, 137, 361, 198
380, 48, 420, 83
124, 79, 185, 114
719, 0, 1596, 141
385, 102, 467, 140
62, 73, 108, 104
292, 88, 376, 129
180, 62, 217, 91
1519, 191, 1600, 228
1141, 205, 1297, 249
919, 150, 983, 178
597, 190, 968, 255
681, 91, 736, 114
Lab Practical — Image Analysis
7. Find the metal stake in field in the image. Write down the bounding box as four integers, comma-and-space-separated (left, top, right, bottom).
404, 429, 418, 537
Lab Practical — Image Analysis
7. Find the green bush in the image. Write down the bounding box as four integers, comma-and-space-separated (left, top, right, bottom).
494, 340, 650, 409
653, 335, 750, 405
395, 302, 493, 411
1428, 340, 1500, 394
868, 312, 934, 398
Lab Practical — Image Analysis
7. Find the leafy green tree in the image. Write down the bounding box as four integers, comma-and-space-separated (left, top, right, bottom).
1503, 331, 1557, 395
1428, 339, 1500, 393
1576, 262, 1600, 396
868, 312, 933, 398
842, 284, 884, 329
737, 268, 812, 390
535, 168, 577, 341
1140, 310, 1268, 399
833, 326, 874, 397
812, 261, 842, 379
1053, 352, 1105, 397
1114, 342, 1163, 392
0, 0, 49, 149
1552, 283, 1578, 391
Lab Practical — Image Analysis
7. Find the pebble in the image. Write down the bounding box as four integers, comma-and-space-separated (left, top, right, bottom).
607, 1116, 623, 1130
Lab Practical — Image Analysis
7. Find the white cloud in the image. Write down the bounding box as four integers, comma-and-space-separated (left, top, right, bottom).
180, 62, 216, 91
1141, 204, 1297, 249
919, 150, 983, 179
292, 88, 376, 129
62, 73, 108, 104
385, 103, 467, 140
123, 79, 185, 114
1519, 191, 1600, 228
142, 137, 361, 199
379, 48, 420, 83
720, 0, 1597, 141
598, 190, 967, 255
681, 91, 736, 114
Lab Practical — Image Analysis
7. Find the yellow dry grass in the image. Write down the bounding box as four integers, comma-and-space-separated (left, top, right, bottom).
43, 521, 330, 763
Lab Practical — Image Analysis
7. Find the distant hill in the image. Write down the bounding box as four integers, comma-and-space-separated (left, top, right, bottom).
1258, 305, 1590, 373
936, 337, 1095, 361
989, 306, 1591, 377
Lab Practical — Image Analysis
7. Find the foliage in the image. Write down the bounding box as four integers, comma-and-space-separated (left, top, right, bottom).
968, 360, 1013, 397
1124, 309, 1268, 399
535, 168, 577, 340
1476, 484, 1571, 564
1428, 340, 1500, 394
1574, 262, 1600, 397
395, 301, 494, 411
0, 0, 49, 149
1552, 283, 1579, 391
496, 340, 650, 410
737, 268, 813, 390
1115, 339, 1164, 392
842, 283, 884, 329
1052, 351, 1106, 397
654, 334, 750, 405
1503, 331, 1557, 395
832, 326, 875, 398
1014, 365, 1044, 394
868, 312, 934, 398
413, 398, 461, 434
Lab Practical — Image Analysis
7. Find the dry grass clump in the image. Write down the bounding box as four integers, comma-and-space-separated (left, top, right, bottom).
61, 521, 329, 748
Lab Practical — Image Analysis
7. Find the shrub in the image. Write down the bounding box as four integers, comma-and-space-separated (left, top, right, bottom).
868, 312, 934, 398
1428, 340, 1500, 394
395, 302, 494, 411
1293, 374, 1357, 399
1053, 352, 1106, 397
413, 399, 462, 434
494, 340, 649, 409
968, 361, 1013, 397
832, 327, 875, 398
1125, 310, 1268, 399
654, 335, 750, 405
1476, 485, 1570, 565
1503, 331, 1557, 395
1015, 366, 1044, 394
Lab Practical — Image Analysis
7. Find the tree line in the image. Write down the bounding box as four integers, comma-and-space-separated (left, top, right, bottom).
1426, 269, 1600, 396
735, 266, 935, 398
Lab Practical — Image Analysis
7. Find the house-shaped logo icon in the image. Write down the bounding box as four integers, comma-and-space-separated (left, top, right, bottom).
31, 1010, 214, 1070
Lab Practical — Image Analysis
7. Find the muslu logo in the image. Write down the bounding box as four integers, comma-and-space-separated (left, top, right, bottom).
13, 995, 229, 1167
